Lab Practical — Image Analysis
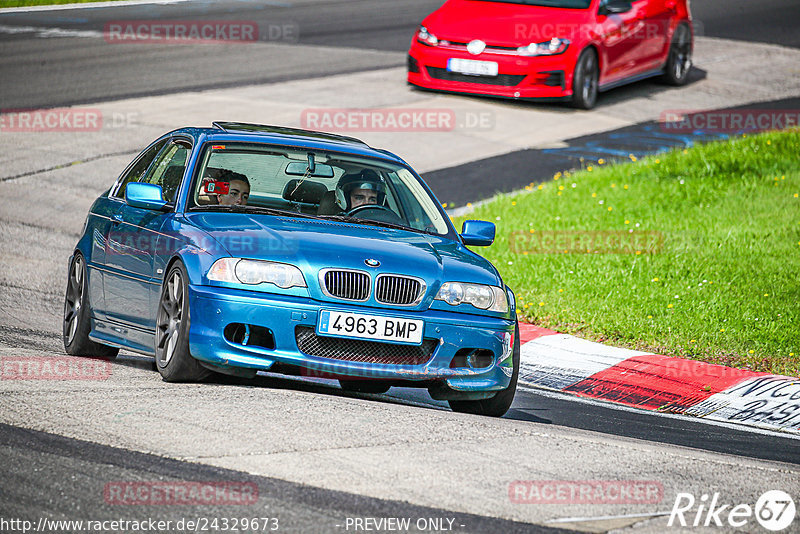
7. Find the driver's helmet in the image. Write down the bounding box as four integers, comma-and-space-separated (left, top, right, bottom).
335, 169, 386, 210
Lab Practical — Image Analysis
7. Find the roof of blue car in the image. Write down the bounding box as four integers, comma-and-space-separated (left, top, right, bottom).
171, 122, 405, 164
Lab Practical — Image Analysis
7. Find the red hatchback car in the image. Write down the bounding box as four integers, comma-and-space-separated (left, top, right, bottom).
407, 0, 693, 109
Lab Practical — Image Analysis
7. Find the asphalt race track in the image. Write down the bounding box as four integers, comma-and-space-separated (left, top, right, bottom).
1, 1, 800, 532
0, 0, 798, 108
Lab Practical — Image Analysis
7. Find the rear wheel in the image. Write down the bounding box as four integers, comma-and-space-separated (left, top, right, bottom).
155, 262, 210, 382
449, 322, 520, 417
571, 49, 599, 110
661, 24, 692, 85
63, 254, 118, 358
339, 380, 391, 394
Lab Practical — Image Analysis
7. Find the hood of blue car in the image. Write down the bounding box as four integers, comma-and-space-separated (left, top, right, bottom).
183, 212, 502, 296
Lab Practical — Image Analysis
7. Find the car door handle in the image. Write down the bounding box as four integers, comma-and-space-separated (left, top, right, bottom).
111, 214, 123, 224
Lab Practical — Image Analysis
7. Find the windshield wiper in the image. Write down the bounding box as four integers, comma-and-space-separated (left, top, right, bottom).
191, 204, 320, 219
193, 206, 441, 235
319, 215, 426, 234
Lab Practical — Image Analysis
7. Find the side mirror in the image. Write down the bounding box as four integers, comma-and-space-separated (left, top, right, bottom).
600, 0, 632, 15
461, 220, 495, 247
125, 182, 168, 211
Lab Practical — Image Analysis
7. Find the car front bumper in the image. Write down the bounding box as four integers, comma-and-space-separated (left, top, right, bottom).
188, 284, 516, 394
407, 41, 577, 100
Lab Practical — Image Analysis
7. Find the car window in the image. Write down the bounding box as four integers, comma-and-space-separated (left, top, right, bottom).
143, 140, 191, 203
189, 143, 452, 236
110, 139, 168, 199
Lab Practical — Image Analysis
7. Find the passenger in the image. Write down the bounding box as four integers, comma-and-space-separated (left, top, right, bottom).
217, 171, 250, 206
200, 170, 250, 206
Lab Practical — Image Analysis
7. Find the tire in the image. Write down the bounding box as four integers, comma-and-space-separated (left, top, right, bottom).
571, 48, 599, 110
448, 322, 520, 417
339, 380, 391, 394
661, 24, 692, 85
155, 262, 210, 382
63, 253, 119, 359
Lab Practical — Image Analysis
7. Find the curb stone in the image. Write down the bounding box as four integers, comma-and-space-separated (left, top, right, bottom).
517, 323, 800, 435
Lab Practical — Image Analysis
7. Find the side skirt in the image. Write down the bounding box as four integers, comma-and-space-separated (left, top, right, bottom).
598, 67, 665, 93
90, 316, 156, 356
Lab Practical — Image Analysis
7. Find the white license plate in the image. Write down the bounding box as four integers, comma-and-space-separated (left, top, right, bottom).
317, 310, 423, 345
447, 58, 499, 77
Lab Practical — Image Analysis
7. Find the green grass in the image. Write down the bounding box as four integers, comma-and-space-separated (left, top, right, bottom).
1, 0, 111, 7
454, 129, 800, 377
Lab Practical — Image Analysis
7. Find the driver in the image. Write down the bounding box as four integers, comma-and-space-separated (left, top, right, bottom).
335, 169, 386, 211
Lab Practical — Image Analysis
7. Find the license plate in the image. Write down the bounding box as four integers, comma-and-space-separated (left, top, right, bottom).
317, 310, 423, 345
447, 58, 499, 77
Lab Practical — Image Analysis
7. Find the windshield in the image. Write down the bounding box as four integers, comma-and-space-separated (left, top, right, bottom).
475, 0, 591, 7
189, 143, 452, 236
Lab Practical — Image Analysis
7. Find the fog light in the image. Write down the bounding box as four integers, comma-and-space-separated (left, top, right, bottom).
450, 348, 494, 369
466, 352, 485, 368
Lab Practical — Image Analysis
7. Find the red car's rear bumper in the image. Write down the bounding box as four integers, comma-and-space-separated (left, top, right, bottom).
407, 40, 578, 100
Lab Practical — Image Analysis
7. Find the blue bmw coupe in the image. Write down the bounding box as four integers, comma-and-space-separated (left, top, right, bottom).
64, 122, 519, 416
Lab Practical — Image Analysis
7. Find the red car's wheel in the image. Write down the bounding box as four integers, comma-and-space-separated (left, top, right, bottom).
571, 48, 599, 110
662, 23, 693, 85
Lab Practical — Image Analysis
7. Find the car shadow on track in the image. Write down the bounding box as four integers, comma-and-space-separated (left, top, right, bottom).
111, 352, 553, 422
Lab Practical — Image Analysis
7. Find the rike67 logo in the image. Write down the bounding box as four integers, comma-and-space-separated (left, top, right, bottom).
669, 490, 796, 531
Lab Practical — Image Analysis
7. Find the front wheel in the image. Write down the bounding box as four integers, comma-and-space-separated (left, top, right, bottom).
571, 49, 599, 110
63, 253, 118, 358
661, 24, 692, 85
155, 262, 210, 382
449, 322, 520, 417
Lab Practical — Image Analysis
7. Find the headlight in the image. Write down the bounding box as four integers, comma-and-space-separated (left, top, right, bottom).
417, 25, 439, 46
517, 37, 570, 56
435, 282, 508, 313
207, 258, 306, 289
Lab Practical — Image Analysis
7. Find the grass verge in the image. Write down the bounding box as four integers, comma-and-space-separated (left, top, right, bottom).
455, 129, 800, 377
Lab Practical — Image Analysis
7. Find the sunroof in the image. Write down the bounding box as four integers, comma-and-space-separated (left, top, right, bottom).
211, 122, 368, 147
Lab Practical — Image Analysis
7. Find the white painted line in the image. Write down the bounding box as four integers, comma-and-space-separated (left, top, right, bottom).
0, 0, 189, 13
546, 511, 671, 524
0, 23, 102, 38
519, 334, 647, 390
